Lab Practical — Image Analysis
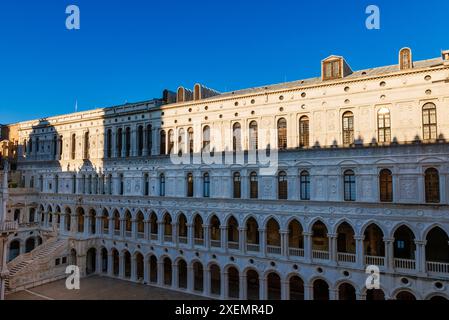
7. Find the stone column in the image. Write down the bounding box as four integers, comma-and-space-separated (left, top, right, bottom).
158, 221, 164, 243
259, 228, 267, 257
142, 126, 148, 156
172, 263, 179, 289
259, 276, 267, 300
239, 274, 247, 300
280, 230, 289, 257
329, 288, 338, 300
157, 261, 164, 286
144, 219, 150, 241
384, 238, 395, 272
354, 235, 365, 268
187, 266, 194, 292
303, 232, 312, 263
131, 256, 137, 281
221, 271, 228, 299
220, 226, 228, 253
107, 252, 113, 276
143, 257, 149, 283
118, 252, 125, 278
415, 239, 426, 274
132, 219, 137, 239
204, 267, 210, 296
281, 280, 289, 300
187, 223, 194, 249
204, 224, 210, 250
172, 223, 178, 246
120, 219, 125, 238
328, 233, 337, 265
239, 227, 247, 254
131, 127, 137, 157
304, 284, 312, 300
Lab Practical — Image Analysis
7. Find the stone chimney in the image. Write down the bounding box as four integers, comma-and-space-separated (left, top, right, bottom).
442, 50, 449, 65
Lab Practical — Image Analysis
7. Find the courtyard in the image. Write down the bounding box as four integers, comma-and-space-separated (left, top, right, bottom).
6, 275, 206, 300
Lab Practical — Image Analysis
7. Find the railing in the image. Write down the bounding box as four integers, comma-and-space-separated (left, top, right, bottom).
0, 221, 18, 232
179, 236, 188, 244
228, 241, 239, 250
427, 261, 449, 274
364, 255, 385, 266
289, 247, 304, 257
394, 258, 416, 270
137, 232, 144, 239
18, 222, 39, 229
337, 252, 356, 263
210, 240, 221, 248
150, 233, 158, 241
247, 243, 260, 252
103, 229, 109, 235
125, 231, 132, 238
114, 230, 120, 236
312, 250, 329, 260
267, 245, 281, 255
164, 235, 172, 242
194, 238, 204, 246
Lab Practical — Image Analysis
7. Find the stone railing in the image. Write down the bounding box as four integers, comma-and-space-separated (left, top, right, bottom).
0, 221, 18, 233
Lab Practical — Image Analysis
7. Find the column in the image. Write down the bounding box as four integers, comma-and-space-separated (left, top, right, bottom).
281, 280, 289, 300
131, 256, 137, 281
384, 238, 394, 272
259, 276, 267, 300
132, 219, 137, 239
239, 274, 247, 300
158, 221, 164, 243
143, 257, 149, 283
204, 225, 210, 250
259, 228, 266, 257
238, 227, 246, 254
220, 226, 228, 253
280, 230, 289, 257
120, 219, 125, 238
107, 252, 113, 276
329, 288, 338, 300
415, 240, 426, 274
118, 252, 124, 278
187, 266, 194, 292
204, 267, 210, 296
142, 126, 148, 156
221, 271, 228, 299
304, 284, 312, 300
108, 217, 114, 237
354, 235, 365, 268
157, 261, 164, 286
328, 233, 337, 265
144, 219, 150, 241
187, 223, 194, 249
121, 129, 126, 158
131, 127, 137, 157
172, 263, 179, 289
303, 232, 312, 263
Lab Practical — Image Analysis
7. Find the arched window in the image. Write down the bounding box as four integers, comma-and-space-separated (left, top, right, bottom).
422, 103, 437, 141
203, 173, 210, 198
53, 135, 57, 158
36, 137, 40, 154
278, 171, 288, 200
344, 170, 356, 201
232, 122, 241, 152
202, 126, 210, 152
342, 111, 354, 145
249, 121, 258, 150
399, 48, 412, 70
106, 129, 112, 158
71, 134, 76, 160
277, 118, 287, 150
119, 174, 124, 195
160, 130, 166, 155
379, 169, 393, 202
188, 127, 194, 154
425, 168, 440, 203
137, 125, 144, 156
250, 172, 258, 199
187, 173, 194, 197
144, 173, 150, 196
159, 173, 165, 196
146, 124, 152, 155
178, 128, 185, 156
117, 128, 123, 157
125, 127, 131, 157
299, 116, 309, 148
233, 172, 241, 199
84, 132, 89, 160
300, 170, 310, 200
167, 129, 174, 154
377, 108, 391, 143
55, 175, 59, 194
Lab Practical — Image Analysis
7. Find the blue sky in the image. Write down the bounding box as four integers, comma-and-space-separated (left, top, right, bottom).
0, 0, 448, 124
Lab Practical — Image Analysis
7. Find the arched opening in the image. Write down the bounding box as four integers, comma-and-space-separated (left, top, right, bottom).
227, 216, 239, 250
89, 209, 96, 234
124, 251, 131, 278
136, 212, 144, 239
277, 171, 288, 199
396, 291, 416, 300
366, 289, 385, 300
160, 130, 166, 155
137, 125, 144, 156
193, 261, 204, 292
167, 129, 174, 154
112, 249, 119, 276
25, 237, 35, 253
232, 122, 241, 152
186, 173, 194, 197
202, 126, 210, 152
246, 217, 259, 252
76, 207, 85, 233
249, 121, 258, 150
393, 225, 416, 260
425, 227, 449, 266
342, 111, 354, 145
266, 218, 281, 255
289, 275, 304, 300
267, 272, 281, 300
210, 215, 221, 248
125, 127, 131, 157
135, 252, 144, 281
178, 259, 187, 289
337, 222, 356, 263
113, 210, 120, 236
277, 118, 287, 150
288, 220, 304, 257
363, 224, 385, 265
247, 270, 260, 300
227, 267, 239, 299
312, 221, 329, 259
149, 255, 158, 283
429, 295, 448, 301
313, 279, 329, 300
178, 213, 188, 244
149, 212, 158, 239
125, 211, 132, 238
101, 248, 108, 273
163, 213, 173, 242
194, 215, 204, 246
299, 116, 309, 147
8, 240, 20, 261
210, 264, 221, 296
86, 248, 96, 275
338, 282, 356, 300
163, 257, 172, 286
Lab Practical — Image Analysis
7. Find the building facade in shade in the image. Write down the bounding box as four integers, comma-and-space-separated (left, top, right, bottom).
2, 47, 449, 300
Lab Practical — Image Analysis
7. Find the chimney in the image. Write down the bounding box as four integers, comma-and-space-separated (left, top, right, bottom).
442, 50, 449, 65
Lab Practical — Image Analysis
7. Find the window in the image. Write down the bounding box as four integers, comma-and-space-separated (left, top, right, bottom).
425, 168, 440, 203
344, 170, 356, 201
160, 130, 166, 155
379, 169, 393, 202
72, 175, 76, 194
106, 129, 112, 158
84, 132, 89, 159
323, 60, 341, 80
277, 118, 287, 150
422, 103, 437, 141
167, 129, 174, 154
377, 108, 391, 143
55, 175, 59, 194
203, 173, 210, 198
250, 172, 258, 199
278, 171, 288, 200
187, 173, 194, 197
342, 111, 354, 145
125, 127, 131, 157
188, 127, 194, 154
137, 126, 144, 156
53, 136, 57, 157
249, 121, 258, 150
299, 116, 309, 147
144, 173, 149, 196
36, 137, 40, 154
300, 170, 310, 200
71, 134, 76, 160
160, 173, 166, 196
232, 122, 241, 152
178, 128, 185, 156
233, 172, 241, 198
399, 48, 412, 70
117, 128, 123, 157
119, 174, 124, 195
146, 124, 152, 155
202, 126, 210, 152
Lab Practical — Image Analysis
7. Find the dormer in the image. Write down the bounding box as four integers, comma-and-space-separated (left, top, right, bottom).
399, 47, 413, 70
321, 55, 352, 81
176, 86, 193, 103
193, 83, 220, 100
442, 50, 449, 65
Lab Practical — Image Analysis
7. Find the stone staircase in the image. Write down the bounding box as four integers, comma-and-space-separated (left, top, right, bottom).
5, 237, 69, 293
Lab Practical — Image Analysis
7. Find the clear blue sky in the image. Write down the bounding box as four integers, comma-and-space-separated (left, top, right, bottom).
0, 0, 448, 124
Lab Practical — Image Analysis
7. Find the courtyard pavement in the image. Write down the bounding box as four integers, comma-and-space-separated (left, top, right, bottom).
6, 276, 206, 300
